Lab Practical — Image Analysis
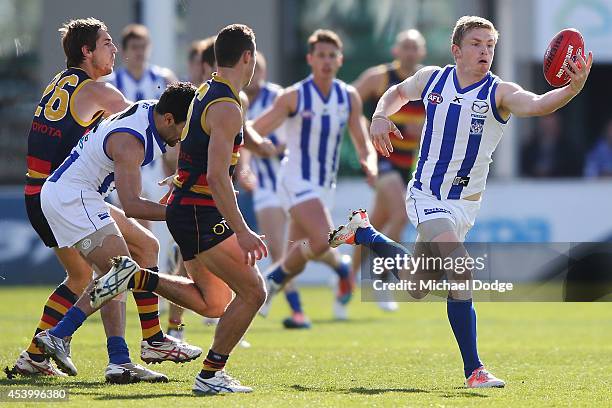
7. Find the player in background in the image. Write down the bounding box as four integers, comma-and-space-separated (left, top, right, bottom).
351, 29, 427, 312
252, 29, 377, 320
186, 39, 208, 85
329, 16, 592, 388
242, 52, 310, 329
83, 24, 268, 394
8, 18, 196, 382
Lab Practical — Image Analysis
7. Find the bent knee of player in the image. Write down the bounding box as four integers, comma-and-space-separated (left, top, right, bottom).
202, 299, 229, 318
310, 236, 331, 257
130, 233, 160, 267
409, 287, 430, 300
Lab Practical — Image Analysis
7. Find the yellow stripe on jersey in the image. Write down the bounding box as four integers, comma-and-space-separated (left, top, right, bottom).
69, 78, 105, 127
211, 73, 241, 101
231, 151, 240, 166
189, 184, 212, 195
201, 97, 242, 134
26, 169, 48, 179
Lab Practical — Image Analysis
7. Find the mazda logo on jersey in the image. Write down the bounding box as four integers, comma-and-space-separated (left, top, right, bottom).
427, 92, 443, 105
472, 100, 489, 114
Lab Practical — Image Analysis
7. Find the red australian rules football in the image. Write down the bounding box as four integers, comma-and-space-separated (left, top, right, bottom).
543, 28, 585, 87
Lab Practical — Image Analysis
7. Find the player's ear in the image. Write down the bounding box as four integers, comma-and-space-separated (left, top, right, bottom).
243, 50, 252, 64
306, 52, 313, 67
81, 44, 93, 59
451, 44, 461, 60
391, 45, 399, 59
163, 112, 175, 126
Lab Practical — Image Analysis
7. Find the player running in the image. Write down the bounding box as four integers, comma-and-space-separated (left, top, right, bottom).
242, 52, 310, 329
329, 16, 592, 388
252, 29, 377, 320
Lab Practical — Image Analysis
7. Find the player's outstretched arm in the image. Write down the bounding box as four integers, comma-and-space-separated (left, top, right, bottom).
108, 133, 167, 220
497, 52, 593, 118
207, 101, 267, 266
347, 87, 377, 185
250, 88, 297, 137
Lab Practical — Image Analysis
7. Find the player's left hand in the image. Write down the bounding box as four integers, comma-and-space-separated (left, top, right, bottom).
565, 51, 593, 94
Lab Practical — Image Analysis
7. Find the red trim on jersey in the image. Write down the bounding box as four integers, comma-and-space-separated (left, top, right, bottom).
179, 197, 216, 207
24, 185, 43, 195
26, 156, 52, 175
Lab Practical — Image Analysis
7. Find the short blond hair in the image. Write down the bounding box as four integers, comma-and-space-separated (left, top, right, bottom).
451, 16, 498, 46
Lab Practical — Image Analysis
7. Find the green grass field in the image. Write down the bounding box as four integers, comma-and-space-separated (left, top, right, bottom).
1, 286, 611, 407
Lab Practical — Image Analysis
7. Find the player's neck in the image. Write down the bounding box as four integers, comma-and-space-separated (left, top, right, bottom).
395, 61, 417, 79
454, 65, 488, 89
216, 67, 244, 93
76, 63, 100, 81
311, 75, 334, 98
126, 63, 145, 80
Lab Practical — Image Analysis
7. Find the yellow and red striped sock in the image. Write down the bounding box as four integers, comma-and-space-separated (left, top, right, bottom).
132, 266, 163, 342
133, 291, 164, 342
26, 284, 77, 361
128, 266, 159, 292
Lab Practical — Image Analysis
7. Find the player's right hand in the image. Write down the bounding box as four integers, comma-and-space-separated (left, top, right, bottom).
370, 116, 402, 157
236, 229, 268, 266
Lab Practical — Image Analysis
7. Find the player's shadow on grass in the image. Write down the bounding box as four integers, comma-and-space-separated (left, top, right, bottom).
440, 390, 490, 398
86, 392, 193, 400
290, 384, 429, 395
309, 317, 381, 325
0, 376, 107, 389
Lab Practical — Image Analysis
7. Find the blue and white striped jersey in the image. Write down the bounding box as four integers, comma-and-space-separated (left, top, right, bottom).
106, 65, 168, 101
409, 65, 509, 200
283, 76, 351, 189
47, 101, 166, 198
247, 82, 285, 192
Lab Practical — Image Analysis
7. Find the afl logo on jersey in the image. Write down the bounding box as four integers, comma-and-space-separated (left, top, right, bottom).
427, 92, 443, 105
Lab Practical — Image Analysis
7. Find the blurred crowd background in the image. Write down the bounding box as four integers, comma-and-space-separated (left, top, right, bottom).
2, 0, 612, 184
